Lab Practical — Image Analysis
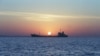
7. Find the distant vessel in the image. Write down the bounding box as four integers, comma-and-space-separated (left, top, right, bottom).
31, 31, 68, 37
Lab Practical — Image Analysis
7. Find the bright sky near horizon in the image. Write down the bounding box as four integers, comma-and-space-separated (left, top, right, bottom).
0, 0, 100, 37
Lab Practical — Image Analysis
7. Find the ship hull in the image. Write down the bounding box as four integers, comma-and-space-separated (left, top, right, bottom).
31, 35, 68, 37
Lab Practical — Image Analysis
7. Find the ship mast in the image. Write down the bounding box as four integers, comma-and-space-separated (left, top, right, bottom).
60, 27, 62, 32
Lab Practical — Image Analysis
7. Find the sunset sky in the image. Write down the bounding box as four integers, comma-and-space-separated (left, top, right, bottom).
0, 0, 100, 37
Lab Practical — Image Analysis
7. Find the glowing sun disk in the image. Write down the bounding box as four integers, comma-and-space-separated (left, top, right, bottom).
48, 32, 52, 35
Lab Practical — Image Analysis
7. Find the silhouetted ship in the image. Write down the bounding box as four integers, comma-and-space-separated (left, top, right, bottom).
31, 31, 68, 37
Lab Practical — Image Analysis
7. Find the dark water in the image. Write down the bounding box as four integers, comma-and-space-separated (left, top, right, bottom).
0, 37, 100, 56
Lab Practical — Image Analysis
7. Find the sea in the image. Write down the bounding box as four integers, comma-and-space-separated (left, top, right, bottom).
0, 37, 100, 56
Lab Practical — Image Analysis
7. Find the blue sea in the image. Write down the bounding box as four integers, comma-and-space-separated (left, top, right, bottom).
0, 37, 100, 56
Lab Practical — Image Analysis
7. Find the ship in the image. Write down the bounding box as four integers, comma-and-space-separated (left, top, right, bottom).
31, 31, 68, 37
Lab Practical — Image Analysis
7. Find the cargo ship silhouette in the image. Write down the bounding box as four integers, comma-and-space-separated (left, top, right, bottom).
31, 31, 68, 37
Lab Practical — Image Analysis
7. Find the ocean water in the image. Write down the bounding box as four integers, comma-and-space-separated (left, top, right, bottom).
0, 37, 100, 56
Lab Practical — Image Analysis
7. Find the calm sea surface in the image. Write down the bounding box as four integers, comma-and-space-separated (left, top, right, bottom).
0, 37, 100, 56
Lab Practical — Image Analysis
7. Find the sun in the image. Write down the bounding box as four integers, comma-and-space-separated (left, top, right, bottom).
48, 32, 52, 35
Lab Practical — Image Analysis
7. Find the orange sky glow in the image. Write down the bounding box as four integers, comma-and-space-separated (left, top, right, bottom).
0, 0, 100, 37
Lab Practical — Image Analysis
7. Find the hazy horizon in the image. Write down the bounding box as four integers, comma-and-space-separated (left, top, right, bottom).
0, 0, 100, 37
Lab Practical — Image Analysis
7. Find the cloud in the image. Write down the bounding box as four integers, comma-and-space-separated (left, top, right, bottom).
0, 11, 100, 22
